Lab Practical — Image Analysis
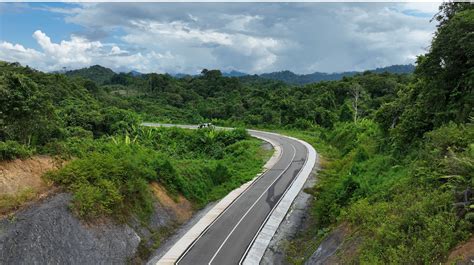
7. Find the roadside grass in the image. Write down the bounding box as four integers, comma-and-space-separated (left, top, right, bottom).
0, 188, 36, 215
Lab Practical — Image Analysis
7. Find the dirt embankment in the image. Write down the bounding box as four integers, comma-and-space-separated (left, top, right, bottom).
0, 155, 57, 194
445, 235, 474, 265
0, 156, 60, 216
150, 182, 193, 223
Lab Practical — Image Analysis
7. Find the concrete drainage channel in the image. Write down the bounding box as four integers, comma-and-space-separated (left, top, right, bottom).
142, 124, 317, 265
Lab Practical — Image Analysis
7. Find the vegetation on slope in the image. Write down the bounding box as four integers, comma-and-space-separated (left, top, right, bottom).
0, 2, 471, 262
284, 3, 474, 263
46, 127, 267, 221
0, 62, 269, 222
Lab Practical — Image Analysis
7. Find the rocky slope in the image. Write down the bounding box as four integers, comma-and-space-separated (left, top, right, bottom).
0, 191, 181, 264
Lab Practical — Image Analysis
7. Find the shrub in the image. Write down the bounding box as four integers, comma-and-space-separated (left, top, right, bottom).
47, 144, 159, 220
46, 127, 266, 221
73, 180, 122, 218
210, 163, 232, 185
0, 140, 33, 160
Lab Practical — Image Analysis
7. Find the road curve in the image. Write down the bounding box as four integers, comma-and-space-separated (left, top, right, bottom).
142, 124, 315, 265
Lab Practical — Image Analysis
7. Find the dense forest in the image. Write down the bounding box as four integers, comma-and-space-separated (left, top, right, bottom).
0, 2, 472, 263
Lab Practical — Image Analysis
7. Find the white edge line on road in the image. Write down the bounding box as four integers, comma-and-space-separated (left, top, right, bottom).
207, 144, 297, 265
175, 133, 282, 265
238, 141, 309, 265
142, 123, 283, 265
241, 136, 318, 265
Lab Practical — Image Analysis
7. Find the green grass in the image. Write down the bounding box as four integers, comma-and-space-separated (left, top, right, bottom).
0, 188, 36, 214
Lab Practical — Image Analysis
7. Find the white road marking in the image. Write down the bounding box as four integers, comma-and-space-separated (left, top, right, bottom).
239, 143, 309, 264
207, 144, 297, 265
174, 136, 282, 265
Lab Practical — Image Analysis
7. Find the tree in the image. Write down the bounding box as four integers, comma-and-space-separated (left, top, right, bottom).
0, 73, 56, 144
349, 82, 366, 123
391, 4, 473, 149
201, 69, 222, 80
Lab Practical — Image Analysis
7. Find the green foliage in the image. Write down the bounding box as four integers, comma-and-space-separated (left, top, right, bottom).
46, 127, 266, 220
298, 114, 474, 262
0, 140, 33, 160
389, 6, 473, 150
65, 65, 116, 85
0, 72, 58, 145
347, 191, 465, 264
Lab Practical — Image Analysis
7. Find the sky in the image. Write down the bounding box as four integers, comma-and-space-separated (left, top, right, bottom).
0, 2, 441, 74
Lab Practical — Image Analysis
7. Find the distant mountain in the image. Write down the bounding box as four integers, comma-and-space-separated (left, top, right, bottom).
258, 64, 415, 85
129, 70, 143, 77
370, 64, 415, 74
63, 64, 414, 85
223, 70, 248, 77
65, 65, 116, 85
173, 73, 193, 78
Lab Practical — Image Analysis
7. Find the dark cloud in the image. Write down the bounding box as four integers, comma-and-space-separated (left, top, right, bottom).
0, 3, 439, 74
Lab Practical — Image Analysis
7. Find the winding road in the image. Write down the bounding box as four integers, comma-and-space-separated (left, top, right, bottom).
143, 124, 316, 265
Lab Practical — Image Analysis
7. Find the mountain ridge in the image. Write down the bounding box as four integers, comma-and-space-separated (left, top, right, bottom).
63, 64, 415, 85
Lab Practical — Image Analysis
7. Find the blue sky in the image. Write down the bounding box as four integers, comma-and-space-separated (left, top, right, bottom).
0, 2, 440, 74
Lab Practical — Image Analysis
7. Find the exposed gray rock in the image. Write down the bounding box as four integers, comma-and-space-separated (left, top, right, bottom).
0, 193, 175, 265
305, 225, 351, 265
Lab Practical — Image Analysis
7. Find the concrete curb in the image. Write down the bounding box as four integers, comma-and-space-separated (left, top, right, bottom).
242, 135, 317, 265
142, 124, 317, 265
149, 126, 282, 265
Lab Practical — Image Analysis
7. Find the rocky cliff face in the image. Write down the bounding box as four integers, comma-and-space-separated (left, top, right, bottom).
0, 193, 177, 264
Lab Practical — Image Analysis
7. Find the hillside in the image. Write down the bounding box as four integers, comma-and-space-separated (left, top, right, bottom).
64, 64, 414, 86
65, 65, 116, 85
259, 64, 415, 85
0, 60, 271, 263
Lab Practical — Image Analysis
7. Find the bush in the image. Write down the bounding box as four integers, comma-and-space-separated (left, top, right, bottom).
349, 191, 467, 264
73, 180, 122, 218
0, 140, 33, 160
210, 163, 232, 185
47, 144, 160, 220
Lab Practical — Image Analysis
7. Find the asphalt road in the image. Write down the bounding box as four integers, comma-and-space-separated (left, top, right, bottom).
168, 129, 308, 265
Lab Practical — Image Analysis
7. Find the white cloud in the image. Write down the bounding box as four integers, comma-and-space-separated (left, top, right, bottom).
399, 2, 440, 16
0, 30, 178, 73
221, 14, 263, 32
1, 3, 440, 74
123, 19, 281, 72
0, 41, 44, 64
33, 30, 103, 65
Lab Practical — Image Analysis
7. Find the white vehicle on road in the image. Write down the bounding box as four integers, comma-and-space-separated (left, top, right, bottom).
198, 123, 214, 129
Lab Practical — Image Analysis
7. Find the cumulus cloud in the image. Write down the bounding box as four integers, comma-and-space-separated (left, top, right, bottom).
0, 30, 177, 73
0, 3, 439, 74
0, 41, 44, 63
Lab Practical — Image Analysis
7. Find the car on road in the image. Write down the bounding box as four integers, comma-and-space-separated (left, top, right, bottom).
198, 123, 214, 129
